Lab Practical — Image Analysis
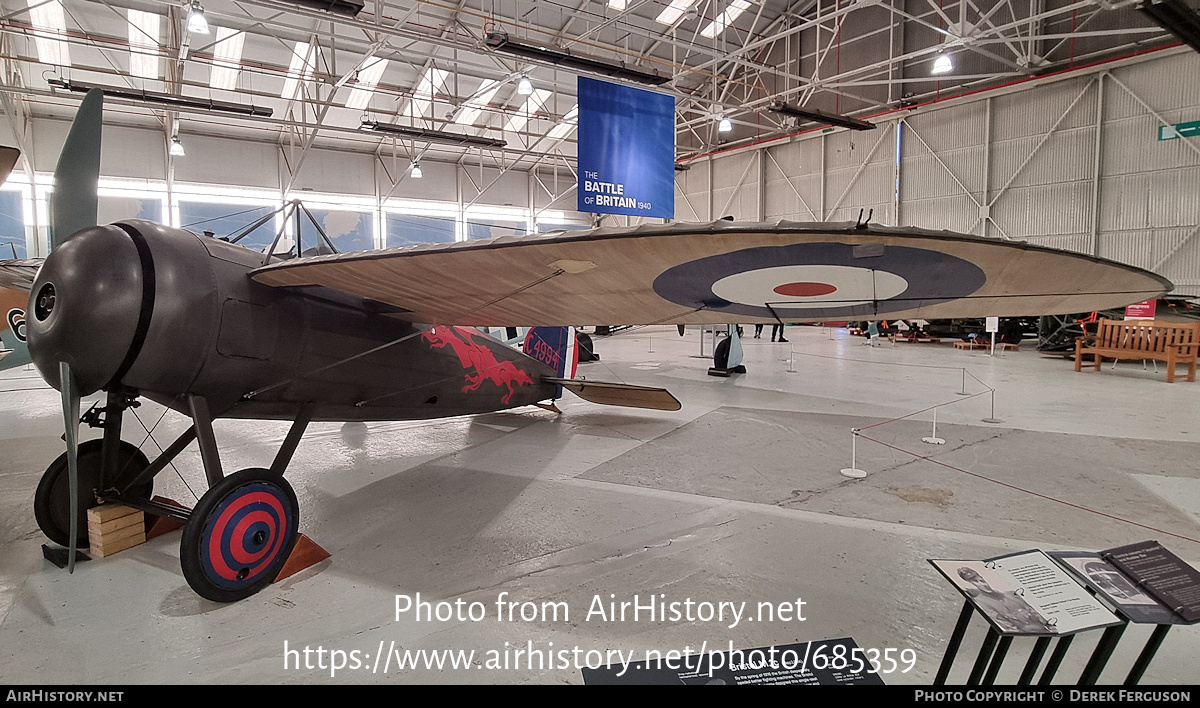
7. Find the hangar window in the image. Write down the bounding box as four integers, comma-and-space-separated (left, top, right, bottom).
305, 208, 374, 253
98, 195, 163, 225
466, 219, 528, 240
179, 201, 278, 251
0, 190, 26, 258
385, 213, 455, 248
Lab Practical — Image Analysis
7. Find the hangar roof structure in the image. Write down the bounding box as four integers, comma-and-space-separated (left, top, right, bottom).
0, 0, 1183, 173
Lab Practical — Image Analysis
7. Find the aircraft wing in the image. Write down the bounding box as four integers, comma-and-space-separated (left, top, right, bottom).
249, 220, 1171, 326
0, 259, 41, 292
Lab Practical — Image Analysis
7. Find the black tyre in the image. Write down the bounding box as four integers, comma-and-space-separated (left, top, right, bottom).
714, 336, 731, 369
34, 439, 154, 547
577, 332, 597, 362
180, 468, 299, 603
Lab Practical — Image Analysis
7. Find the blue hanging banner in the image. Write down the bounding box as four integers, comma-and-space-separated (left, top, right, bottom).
577, 77, 675, 219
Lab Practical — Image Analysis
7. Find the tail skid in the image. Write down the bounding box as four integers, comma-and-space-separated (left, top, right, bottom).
543, 377, 681, 411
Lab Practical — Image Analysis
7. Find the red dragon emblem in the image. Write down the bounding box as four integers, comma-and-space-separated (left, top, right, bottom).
421, 326, 535, 404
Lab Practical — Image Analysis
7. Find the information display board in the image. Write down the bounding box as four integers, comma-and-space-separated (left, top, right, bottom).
1103, 541, 1200, 622
931, 551, 1122, 636
1048, 550, 1189, 625
577, 77, 675, 219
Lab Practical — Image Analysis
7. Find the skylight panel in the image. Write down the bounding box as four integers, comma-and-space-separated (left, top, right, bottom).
127, 10, 160, 79
344, 56, 388, 110
608, 0, 628, 9
27, 0, 70, 66
504, 88, 551, 135
454, 79, 502, 126
546, 104, 578, 141
209, 26, 245, 90
280, 42, 317, 101
656, 0, 695, 26
404, 67, 449, 120
700, 0, 751, 38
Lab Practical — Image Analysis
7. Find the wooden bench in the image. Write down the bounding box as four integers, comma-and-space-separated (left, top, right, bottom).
1075, 318, 1200, 383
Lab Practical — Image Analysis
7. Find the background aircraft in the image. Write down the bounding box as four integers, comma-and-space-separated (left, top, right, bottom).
0, 146, 35, 370
13, 89, 1171, 602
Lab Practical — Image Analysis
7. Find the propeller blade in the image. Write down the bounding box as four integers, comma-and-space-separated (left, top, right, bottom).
50, 88, 103, 251
59, 361, 81, 573
0, 146, 20, 186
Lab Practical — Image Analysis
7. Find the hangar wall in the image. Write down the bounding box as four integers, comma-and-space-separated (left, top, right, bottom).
2, 48, 1196, 298
679, 49, 1200, 297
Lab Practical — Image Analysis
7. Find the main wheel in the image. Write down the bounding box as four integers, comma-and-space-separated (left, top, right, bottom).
714, 336, 731, 369
34, 439, 155, 547
180, 468, 299, 602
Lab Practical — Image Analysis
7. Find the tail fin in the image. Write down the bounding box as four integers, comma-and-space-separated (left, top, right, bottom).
523, 327, 578, 398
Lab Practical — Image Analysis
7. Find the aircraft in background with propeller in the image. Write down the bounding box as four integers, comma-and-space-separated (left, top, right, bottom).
4, 89, 1171, 602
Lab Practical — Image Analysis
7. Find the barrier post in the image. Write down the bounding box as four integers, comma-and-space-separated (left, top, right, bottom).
982, 389, 1003, 424
922, 407, 946, 445
840, 429, 867, 479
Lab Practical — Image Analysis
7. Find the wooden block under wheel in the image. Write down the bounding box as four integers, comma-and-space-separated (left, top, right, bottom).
86, 504, 146, 558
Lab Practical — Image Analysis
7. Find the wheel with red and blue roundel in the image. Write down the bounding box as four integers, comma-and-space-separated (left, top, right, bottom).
180, 468, 299, 602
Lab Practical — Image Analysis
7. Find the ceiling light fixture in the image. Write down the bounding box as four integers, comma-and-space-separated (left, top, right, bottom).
359, 119, 508, 149
169, 136, 185, 156
717, 114, 732, 133
410, 163, 423, 179
767, 101, 876, 131
49, 78, 273, 116
186, 2, 209, 34
931, 53, 953, 75
517, 76, 533, 96
486, 31, 671, 86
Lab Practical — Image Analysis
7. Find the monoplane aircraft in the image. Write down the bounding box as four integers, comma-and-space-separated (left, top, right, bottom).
11, 90, 1171, 602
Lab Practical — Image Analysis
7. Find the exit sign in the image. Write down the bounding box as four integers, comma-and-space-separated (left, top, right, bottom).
1159, 120, 1200, 140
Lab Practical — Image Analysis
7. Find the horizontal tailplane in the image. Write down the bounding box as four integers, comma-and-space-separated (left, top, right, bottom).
543, 377, 681, 412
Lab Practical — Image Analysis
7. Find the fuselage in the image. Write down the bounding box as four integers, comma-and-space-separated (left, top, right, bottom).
25, 220, 558, 421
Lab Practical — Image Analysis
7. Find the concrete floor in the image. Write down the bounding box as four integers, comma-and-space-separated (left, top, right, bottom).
1, 325, 1198, 684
